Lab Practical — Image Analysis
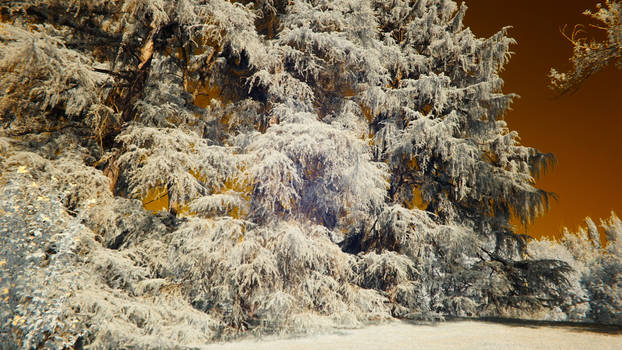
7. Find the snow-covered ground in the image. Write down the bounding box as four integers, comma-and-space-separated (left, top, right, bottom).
206, 320, 622, 350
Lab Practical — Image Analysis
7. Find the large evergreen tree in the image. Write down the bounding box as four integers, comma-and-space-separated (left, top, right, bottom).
1, 0, 572, 347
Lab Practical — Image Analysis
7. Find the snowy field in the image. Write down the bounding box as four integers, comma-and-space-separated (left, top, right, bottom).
207, 320, 622, 350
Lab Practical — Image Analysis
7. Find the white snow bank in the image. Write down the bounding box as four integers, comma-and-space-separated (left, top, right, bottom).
205, 320, 622, 350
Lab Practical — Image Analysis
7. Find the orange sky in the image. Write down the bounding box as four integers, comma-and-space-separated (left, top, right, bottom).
463, 1, 622, 239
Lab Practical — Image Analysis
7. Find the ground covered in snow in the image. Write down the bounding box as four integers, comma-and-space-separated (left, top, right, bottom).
207, 320, 622, 350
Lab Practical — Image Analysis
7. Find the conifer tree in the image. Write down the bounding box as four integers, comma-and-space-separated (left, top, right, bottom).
529, 213, 622, 324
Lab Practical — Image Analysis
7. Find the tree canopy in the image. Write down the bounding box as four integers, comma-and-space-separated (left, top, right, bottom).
0, 1, 604, 348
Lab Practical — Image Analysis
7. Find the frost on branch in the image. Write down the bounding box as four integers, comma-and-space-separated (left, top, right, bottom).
170, 218, 391, 337
528, 213, 622, 324
0, 24, 116, 140
245, 107, 387, 226
116, 125, 238, 209
550, 1, 622, 94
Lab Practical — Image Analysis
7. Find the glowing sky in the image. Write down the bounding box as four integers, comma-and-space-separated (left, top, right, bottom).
463, 1, 622, 238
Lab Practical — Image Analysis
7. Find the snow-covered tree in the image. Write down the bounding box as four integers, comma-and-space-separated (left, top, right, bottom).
543, 3, 622, 321
343, 0, 565, 317
550, 0, 622, 94
528, 213, 622, 324
369, 0, 555, 241
1, 0, 575, 347
587, 214, 622, 324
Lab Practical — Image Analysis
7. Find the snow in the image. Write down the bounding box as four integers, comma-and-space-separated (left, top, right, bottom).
206, 320, 622, 350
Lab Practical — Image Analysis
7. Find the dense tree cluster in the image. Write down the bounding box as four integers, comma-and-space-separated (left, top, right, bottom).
528, 213, 622, 324
0, 0, 616, 348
